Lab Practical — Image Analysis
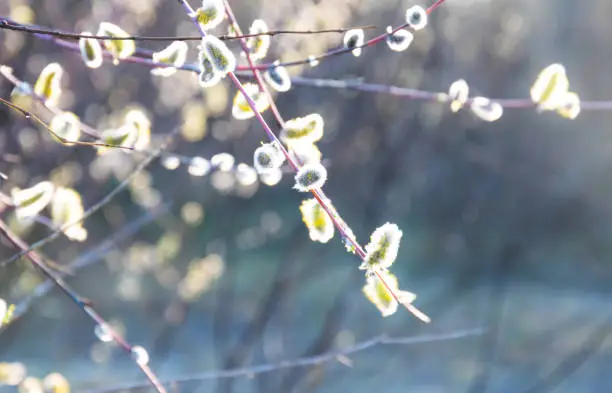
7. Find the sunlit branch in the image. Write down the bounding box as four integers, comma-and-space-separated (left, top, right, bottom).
0, 17, 376, 42
176, 0, 443, 321
12, 16, 612, 112
221, 1, 286, 128
0, 96, 139, 151
0, 66, 230, 172
0, 15, 410, 71
282, 76, 612, 111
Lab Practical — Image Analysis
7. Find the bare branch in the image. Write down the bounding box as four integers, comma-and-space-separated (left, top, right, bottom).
0, 219, 167, 393
85, 328, 485, 393
3, 205, 169, 328
0, 130, 175, 268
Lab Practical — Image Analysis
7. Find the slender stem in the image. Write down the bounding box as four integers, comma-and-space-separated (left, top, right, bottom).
0, 219, 167, 393
230, 0, 447, 70
0, 95, 134, 151
0, 15, 411, 71
0, 66, 234, 172
178, 0, 436, 321
366, 22, 410, 47
0, 132, 170, 268
0, 191, 75, 237
15, 17, 612, 111
4, 207, 167, 328
427, 0, 448, 13
373, 268, 430, 323
237, 22, 412, 71
0, 17, 376, 42
85, 327, 484, 392
222, 0, 286, 127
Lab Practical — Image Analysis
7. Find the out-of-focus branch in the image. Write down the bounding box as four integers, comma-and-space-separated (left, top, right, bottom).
3, 204, 169, 328
86, 327, 484, 393
0, 219, 167, 393
0, 130, 174, 268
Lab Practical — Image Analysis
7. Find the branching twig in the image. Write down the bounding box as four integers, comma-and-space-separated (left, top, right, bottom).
282, 76, 612, 110
0, 17, 376, 42
0, 95, 142, 151
0, 14, 415, 71
221, 0, 286, 128
3, 205, 168, 328
0, 219, 167, 393
0, 130, 174, 268
176, 0, 438, 322
9, 17, 612, 112
85, 327, 485, 393
0, 66, 271, 183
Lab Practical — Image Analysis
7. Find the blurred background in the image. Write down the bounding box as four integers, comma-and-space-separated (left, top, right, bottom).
2, 0, 612, 392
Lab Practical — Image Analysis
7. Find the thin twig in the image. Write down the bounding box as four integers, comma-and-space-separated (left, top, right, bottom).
177, 0, 439, 321
234, 22, 413, 71
85, 327, 485, 393
282, 76, 612, 110
15, 19, 612, 112
427, 0, 449, 14
0, 14, 412, 71
0, 17, 376, 42
232, 0, 447, 71
0, 130, 175, 268
0, 96, 141, 151
3, 205, 168, 328
0, 67, 248, 180
0, 219, 167, 393
222, 0, 286, 128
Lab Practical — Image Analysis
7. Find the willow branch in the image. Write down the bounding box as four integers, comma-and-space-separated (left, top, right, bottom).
3, 205, 168, 328
0, 17, 376, 42
0, 131, 173, 268
176, 0, 443, 321
0, 219, 167, 393
0, 67, 229, 174
86, 327, 484, 393
10, 13, 612, 112
221, 1, 286, 127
